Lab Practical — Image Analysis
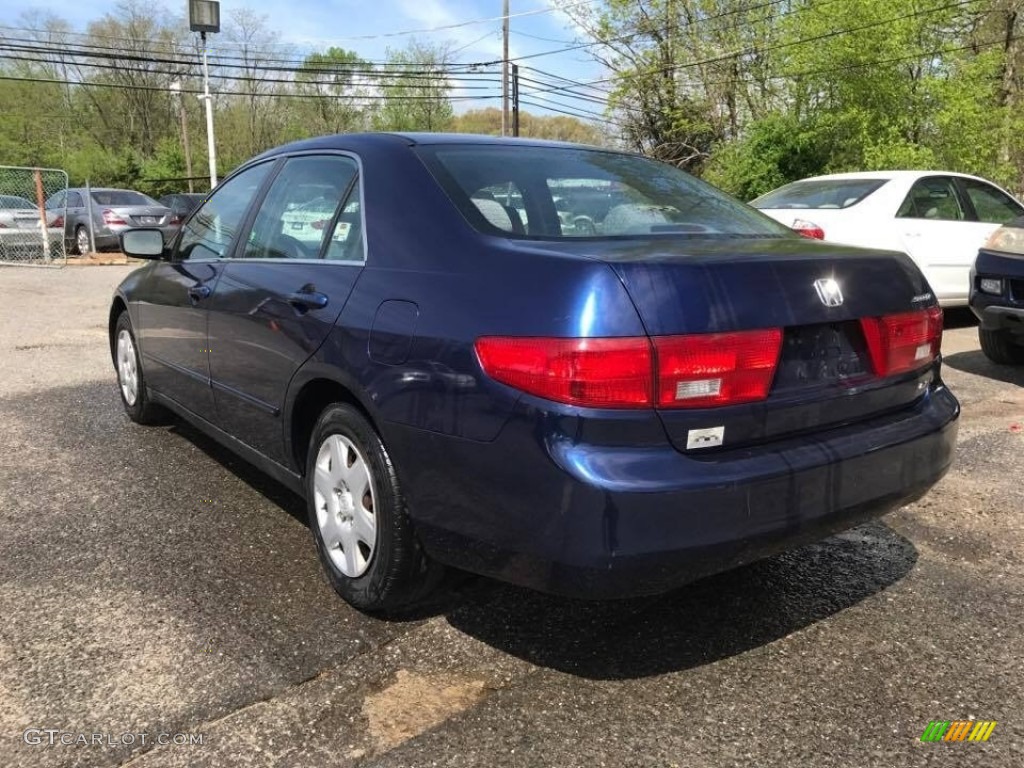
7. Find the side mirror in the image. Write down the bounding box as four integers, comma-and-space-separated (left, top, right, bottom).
120, 228, 166, 260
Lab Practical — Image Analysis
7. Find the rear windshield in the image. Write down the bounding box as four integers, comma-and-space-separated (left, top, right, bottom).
752, 179, 887, 210
416, 145, 791, 239
0, 195, 35, 209
91, 190, 157, 206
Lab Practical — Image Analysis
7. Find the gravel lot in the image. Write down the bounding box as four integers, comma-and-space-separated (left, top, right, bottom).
0, 265, 1021, 768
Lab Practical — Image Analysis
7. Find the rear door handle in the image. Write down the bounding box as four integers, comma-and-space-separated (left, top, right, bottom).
187, 284, 211, 304
288, 290, 329, 310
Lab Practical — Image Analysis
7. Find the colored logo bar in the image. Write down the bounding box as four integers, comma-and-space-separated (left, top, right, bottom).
920, 721, 997, 742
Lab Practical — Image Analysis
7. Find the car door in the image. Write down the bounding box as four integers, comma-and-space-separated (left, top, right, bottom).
134, 161, 275, 421
894, 175, 977, 304
206, 153, 365, 463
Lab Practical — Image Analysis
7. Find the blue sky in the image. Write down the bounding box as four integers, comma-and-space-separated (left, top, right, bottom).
5, 0, 607, 116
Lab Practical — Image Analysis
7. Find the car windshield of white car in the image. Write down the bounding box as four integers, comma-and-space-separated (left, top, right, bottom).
752, 179, 888, 210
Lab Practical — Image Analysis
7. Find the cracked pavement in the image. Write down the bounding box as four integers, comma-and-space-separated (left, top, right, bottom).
0, 265, 1021, 768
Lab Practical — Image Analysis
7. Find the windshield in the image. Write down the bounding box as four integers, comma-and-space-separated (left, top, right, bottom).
91, 190, 158, 206
752, 179, 888, 210
417, 145, 792, 240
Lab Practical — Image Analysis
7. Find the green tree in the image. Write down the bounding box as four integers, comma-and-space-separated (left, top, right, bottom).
372, 40, 454, 132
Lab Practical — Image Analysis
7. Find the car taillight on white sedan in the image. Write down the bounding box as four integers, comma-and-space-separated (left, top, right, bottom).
791, 218, 825, 240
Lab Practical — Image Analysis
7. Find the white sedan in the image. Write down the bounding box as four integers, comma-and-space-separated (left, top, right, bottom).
751, 171, 1024, 307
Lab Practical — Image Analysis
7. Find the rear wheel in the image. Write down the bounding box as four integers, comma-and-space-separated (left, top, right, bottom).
978, 327, 1024, 365
306, 403, 442, 613
73, 225, 89, 256
114, 312, 167, 424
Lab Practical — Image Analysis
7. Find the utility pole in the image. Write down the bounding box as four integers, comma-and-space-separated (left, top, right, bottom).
189, 1, 221, 189
502, 0, 510, 137
511, 64, 520, 137
170, 81, 195, 193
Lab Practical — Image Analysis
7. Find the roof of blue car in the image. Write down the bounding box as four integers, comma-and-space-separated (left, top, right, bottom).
253, 131, 610, 161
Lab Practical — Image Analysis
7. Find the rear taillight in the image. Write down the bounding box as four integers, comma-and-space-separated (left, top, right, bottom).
51, 216, 64, 228
0, 222, 7, 229
860, 307, 942, 377
311, 219, 330, 230
474, 336, 654, 408
102, 209, 127, 226
654, 330, 783, 408
475, 329, 783, 409
792, 218, 825, 240
169, 214, 183, 225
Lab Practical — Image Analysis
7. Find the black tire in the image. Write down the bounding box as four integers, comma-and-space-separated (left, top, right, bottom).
305, 403, 442, 613
113, 312, 167, 424
978, 327, 1024, 365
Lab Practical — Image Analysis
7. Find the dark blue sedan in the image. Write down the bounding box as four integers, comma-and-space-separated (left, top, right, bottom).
110, 133, 959, 612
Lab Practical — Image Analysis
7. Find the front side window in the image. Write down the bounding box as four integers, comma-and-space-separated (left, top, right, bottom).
896, 177, 965, 221
417, 145, 791, 239
178, 162, 272, 261
243, 155, 358, 260
751, 179, 888, 210
962, 179, 1023, 225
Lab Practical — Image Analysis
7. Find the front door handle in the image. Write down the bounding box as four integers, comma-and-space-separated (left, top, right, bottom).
287, 290, 329, 310
187, 284, 211, 304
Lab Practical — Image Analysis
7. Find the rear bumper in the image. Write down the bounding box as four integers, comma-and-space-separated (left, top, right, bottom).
393, 385, 959, 598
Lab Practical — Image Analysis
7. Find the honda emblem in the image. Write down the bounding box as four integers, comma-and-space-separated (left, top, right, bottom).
814, 277, 843, 307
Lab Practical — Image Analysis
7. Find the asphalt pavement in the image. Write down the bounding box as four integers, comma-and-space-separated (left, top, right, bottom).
0, 265, 1021, 768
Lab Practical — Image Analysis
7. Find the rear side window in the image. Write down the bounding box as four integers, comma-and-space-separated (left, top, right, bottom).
961, 179, 1023, 224
751, 179, 887, 210
897, 177, 965, 221
242, 155, 358, 260
417, 145, 790, 239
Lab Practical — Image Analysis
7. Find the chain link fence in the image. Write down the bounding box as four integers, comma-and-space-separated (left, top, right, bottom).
0, 166, 68, 267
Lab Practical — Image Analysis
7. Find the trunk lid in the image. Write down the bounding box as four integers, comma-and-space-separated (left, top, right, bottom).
536, 235, 938, 452
107, 206, 172, 227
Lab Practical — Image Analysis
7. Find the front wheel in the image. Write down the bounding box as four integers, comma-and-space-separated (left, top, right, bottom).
113, 312, 167, 424
306, 404, 442, 613
979, 327, 1024, 365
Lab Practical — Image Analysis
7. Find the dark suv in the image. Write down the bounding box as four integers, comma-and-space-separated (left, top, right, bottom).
970, 216, 1024, 364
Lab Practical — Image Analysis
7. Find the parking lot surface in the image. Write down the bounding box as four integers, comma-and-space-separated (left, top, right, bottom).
0, 265, 1021, 768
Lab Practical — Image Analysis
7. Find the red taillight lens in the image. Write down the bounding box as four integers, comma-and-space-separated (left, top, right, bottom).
311, 219, 329, 230
51, 215, 64, 228
860, 307, 942, 377
476, 330, 784, 409
653, 329, 783, 408
169, 214, 183, 225
474, 336, 654, 408
792, 218, 825, 240
102, 209, 127, 226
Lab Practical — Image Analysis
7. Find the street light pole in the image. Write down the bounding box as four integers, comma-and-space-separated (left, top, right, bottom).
189, 1, 220, 190
200, 31, 217, 188
501, 0, 509, 137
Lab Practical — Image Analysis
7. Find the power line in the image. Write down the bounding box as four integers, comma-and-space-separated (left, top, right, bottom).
0, 73, 501, 102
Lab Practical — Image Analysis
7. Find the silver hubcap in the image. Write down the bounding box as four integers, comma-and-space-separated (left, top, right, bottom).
313, 434, 377, 578
77, 228, 89, 254
116, 329, 139, 406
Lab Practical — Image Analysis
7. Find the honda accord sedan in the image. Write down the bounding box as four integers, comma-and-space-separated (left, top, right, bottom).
110, 133, 959, 613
